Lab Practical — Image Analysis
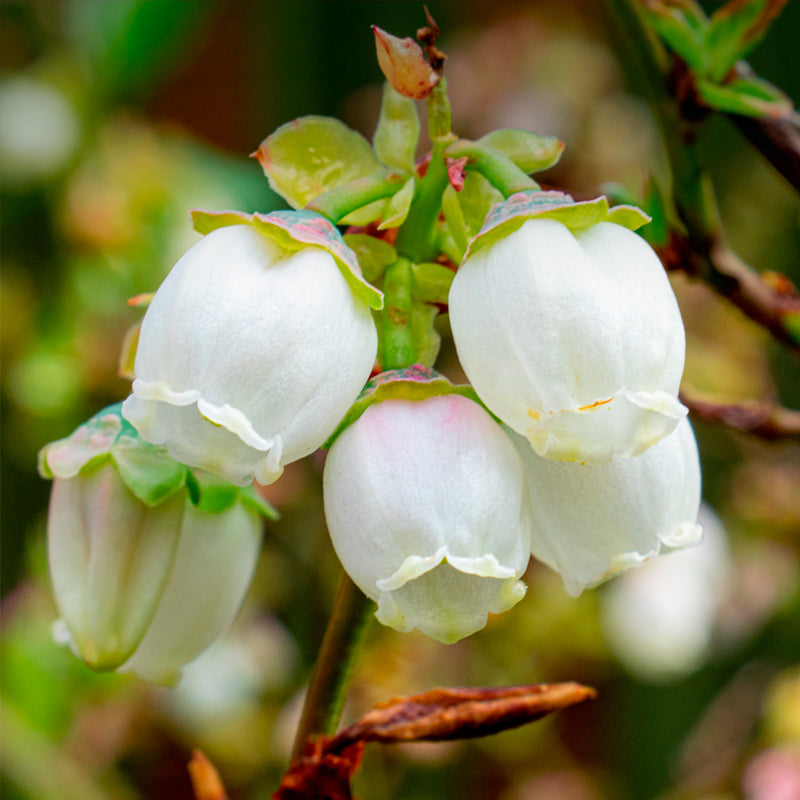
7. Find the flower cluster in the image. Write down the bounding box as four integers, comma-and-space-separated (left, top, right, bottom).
38, 65, 704, 672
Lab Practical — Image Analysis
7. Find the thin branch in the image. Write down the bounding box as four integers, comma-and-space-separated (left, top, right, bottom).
660, 232, 800, 352
730, 112, 800, 194
680, 390, 800, 441
728, 63, 800, 194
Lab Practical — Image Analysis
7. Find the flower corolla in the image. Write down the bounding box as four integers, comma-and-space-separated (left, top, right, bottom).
510, 417, 702, 597
449, 216, 687, 463
40, 405, 268, 684
323, 393, 532, 643
122, 220, 378, 486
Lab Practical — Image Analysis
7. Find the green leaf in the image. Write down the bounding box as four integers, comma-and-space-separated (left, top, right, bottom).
343, 234, 397, 282
374, 83, 420, 172
477, 129, 564, 174
411, 262, 456, 305
643, 0, 708, 74
441, 184, 469, 260
339, 198, 389, 226
378, 177, 415, 229
253, 116, 382, 209
111, 428, 188, 507
696, 75, 794, 118
706, 0, 770, 81
239, 486, 280, 520
458, 171, 504, 239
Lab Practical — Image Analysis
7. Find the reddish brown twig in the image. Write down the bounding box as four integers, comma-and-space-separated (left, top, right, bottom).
681, 391, 800, 441
660, 232, 800, 353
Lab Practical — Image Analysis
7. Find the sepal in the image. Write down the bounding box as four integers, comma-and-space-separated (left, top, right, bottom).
465, 190, 651, 261
323, 366, 489, 449
39, 403, 189, 507
190, 208, 383, 310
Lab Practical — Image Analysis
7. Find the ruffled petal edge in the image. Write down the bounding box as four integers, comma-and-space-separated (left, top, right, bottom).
526, 387, 687, 464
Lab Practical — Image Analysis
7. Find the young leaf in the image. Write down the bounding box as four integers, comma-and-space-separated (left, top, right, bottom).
377, 177, 415, 229
643, 0, 708, 74
252, 116, 381, 209
373, 82, 420, 172
706, 0, 787, 81
696, 74, 794, 118
477, 129, 564, 174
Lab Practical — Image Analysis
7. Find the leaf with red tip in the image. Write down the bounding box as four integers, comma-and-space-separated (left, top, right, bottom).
372, 26, 440, 100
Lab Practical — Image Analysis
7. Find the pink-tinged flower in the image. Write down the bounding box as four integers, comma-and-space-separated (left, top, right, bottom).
323, 394, 532, 643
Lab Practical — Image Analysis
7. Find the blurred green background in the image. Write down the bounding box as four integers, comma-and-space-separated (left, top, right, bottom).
1, 2, 799, 799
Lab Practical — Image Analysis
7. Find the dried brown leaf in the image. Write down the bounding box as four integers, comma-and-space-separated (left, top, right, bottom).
188, 750, 229, 800
332, 682, 596, 750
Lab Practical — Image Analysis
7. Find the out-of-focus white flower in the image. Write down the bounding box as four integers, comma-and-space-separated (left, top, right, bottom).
449, 216, 686, 464
40, 405, 269, 684
511, 417, 702, 597
601, 505, 730, 681
0, 75, 81, 185
323, 394, 532, 643
123, 220, 379, 486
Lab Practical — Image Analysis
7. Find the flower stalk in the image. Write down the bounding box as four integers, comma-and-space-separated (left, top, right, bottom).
290, 573, 375, 763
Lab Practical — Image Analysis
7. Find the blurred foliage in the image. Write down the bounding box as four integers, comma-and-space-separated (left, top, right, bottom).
1, 2, 799, 800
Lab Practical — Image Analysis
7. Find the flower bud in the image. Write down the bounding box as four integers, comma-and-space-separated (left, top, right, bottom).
510, 417, 702, 597
449, 217, 687, 463
122, 220, 378, 486
40, 405, 269, 683
118, 491, 263, 685
47, 464, 185, 670
323, 394, 531, 643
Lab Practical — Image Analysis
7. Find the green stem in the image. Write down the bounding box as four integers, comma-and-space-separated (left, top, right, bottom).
290, 573, 374, 762
445, 140, 540, 196
307, 170, 404, 224
394, 78, 455, 263
380, 257, 415, 369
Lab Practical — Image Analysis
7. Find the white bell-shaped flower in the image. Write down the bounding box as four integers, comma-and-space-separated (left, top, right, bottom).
119, 496, 263, 685
123, 222, 378, 486
323, 394, 532, 644
511, 417, 702, 597
449, 218, 687, 463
